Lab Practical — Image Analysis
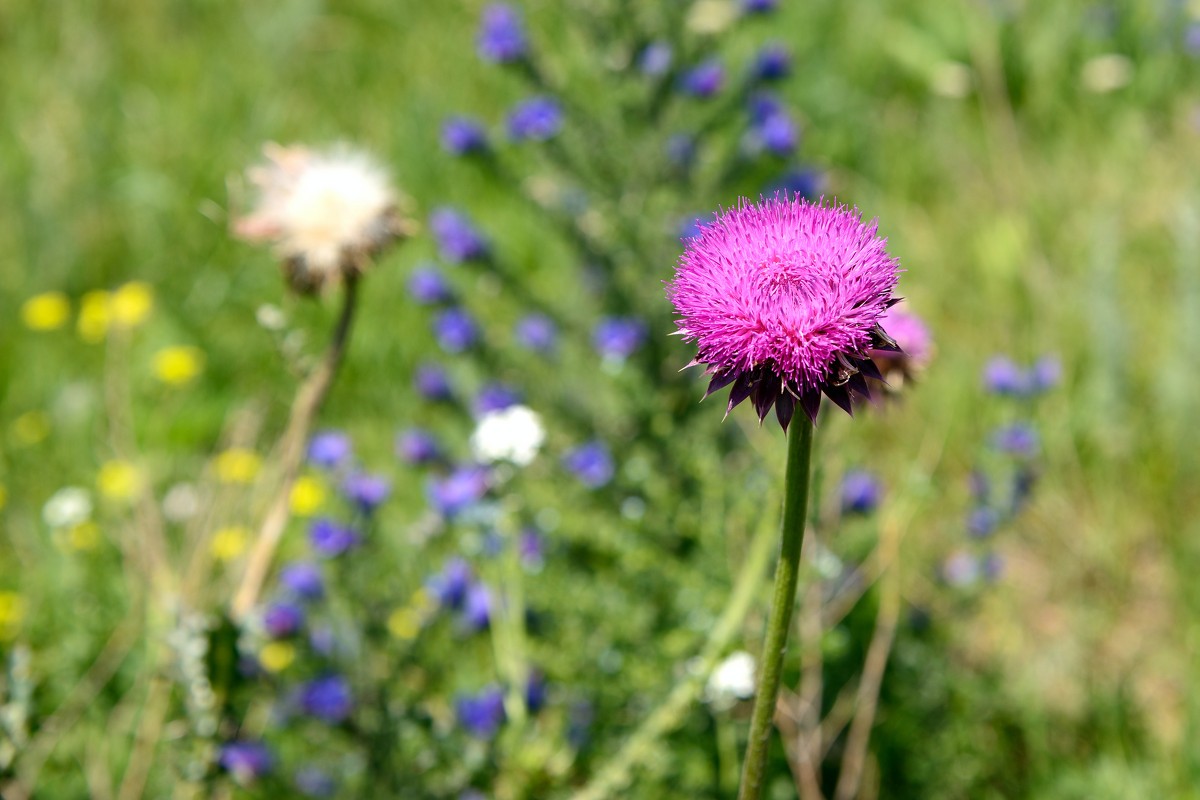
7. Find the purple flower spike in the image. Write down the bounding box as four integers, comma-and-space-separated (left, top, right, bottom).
752, 45, 791, 81
457, 686, 507, 739
397, 428, 442, 465
219, 741, 273, 783
299, 675, 354, 723
639, 41, 673, 76
428, 466, 491, 518
407, 266, 454, 305
474, 382, 522, 414
461, 582, 494, 631
477, 3, 527, 63
667, 196, 901, 430
263, 602, 305, 638
308, 431, 351, 469
983, 356, 1031, 396
342, 473, 390, 512
434, 307, 480, 353
507, 96, 563, 141
992, 423, 1039, 457
415, 363, 454, 401
280, 562, 324, 601
593, 317, 648, 360
840, 470, 881, 515
680, 59, 725, 98
442, 116, 489, 156
430, 207, 488, 263
428, 557, 473, 609
514, 314, 558, 353
309, 518, 361, 557
563, 441, 615, 488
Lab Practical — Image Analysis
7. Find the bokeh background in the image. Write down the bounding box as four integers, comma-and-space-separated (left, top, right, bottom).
2, 0, 1200, 798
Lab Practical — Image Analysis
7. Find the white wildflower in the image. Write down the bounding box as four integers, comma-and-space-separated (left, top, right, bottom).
235, 143, 415, 294
705, 650, 756, 710
470, 405, 545, 467
43, 487, 93, 529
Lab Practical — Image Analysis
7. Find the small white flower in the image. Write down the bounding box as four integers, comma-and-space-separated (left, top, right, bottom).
235, 143, 415, 293
470, 405, 545, 467
43, 487, 93, 528
705, 650, 756, 710
162, 483, 201, 522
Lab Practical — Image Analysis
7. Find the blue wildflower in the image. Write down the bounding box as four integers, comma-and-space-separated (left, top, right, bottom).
461, 583, 493, 632
680, 59, 724, 97
983, 356, 1031, 395
434, 307, 480, 353
514, 313, 558, 353
752, 45, 791, 81
428, 466, 490, 517
755, 111, 799, 156
1031, 355, 1061, 392
415, 363, 454, 401
747, 91, 784, 124
299, 675, 354, 724
457, 686, 506, 739
508, 96, 563, 141
342, 473, 390, 512
563, 441, 615, 488
307, 431, 351, 469
396, 428, 442, 465
967, 506, 999, 538
263, 602, 304, 639
525, 669, 547, 712
840, 470, 881, 515
763, 168, 823, 200
638, 41, 672, 76
428, 557, 473, 609
279, 562, 324, 601
477, 3, 527, 63
429, 207, 488, 263
593, 317, 647, 360
742, 0, 778, 13
942, 551, 981, 587
407, 265, 454, 305
309, 519, 360, 557
218, 741, 273, 783
519, 528, 545, 570
474, 382, 522, 414
441, 116, 489, 156
992, 423, 1039, 457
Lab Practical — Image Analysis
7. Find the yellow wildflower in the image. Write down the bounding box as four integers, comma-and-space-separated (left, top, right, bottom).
0, 592, 26, 641
77, 290, 112, 343
97, 460, 140, 501
289, 475, 326, 516
387, 607, 421, 640
11, 411, 50, 446
68, 521, 101, 551
210, 526, 250, 561
214, 449, 261, 484
410, 587, 436, 614
153, 346, 205, 385
259, 641, 296, 673
21, 292, 70, 331
110, 281, 154, 329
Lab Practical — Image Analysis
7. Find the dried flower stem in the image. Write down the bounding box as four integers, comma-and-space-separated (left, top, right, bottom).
232, 275, 360, 619
739, 420, 814, 800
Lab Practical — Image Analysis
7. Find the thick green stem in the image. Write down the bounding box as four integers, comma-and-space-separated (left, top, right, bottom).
738, 420, 814, 800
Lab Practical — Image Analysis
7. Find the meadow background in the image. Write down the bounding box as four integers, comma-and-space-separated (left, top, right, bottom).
2, 0, 1200, 798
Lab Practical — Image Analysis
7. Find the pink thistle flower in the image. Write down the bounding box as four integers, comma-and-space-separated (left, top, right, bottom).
667, 195, 901, 430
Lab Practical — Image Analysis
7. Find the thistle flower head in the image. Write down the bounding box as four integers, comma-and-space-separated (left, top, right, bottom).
235, 144, 415, 294
668, 195, 901, 430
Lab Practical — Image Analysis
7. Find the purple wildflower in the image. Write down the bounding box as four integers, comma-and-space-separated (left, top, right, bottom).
983, 356, 1031, 395
279, 562, 324, 601
593, 317, 648, 360
942, 550, 981, 587
429, 207, 488, 263
563, 441, 615, 488
442, 116, 489, 155
477, 3, 527, 63
667, 196, 901, 430
514, 313, 558, 353
981, 552, 1004, 581
754, 112, 800, 156
396, 428, 442, 465
638, 42, 673, 76
263, 602, 305, 638
299, 675, 354, 723
428, 466, 490, 517
1187, 22, 1200, 55
967, 507, 999, 538
428, 557, 473, 609
309, 518, 360, 557
1012, 467, 1037, 512
519, 528, 545, 570
752, 45, 791, 81
526, 670, 547, 712
294, 767, 337, 798
407, 265, 454, 305
1031, 355, 1061, 392
461, 583, 494, 631
219, 741, 273, 783
307, 431, 351, 469
747, 92, 784, 124
840, 470, 881, 515
992, 423, 1039, 457
434, 307, 480, 353
742, 0, 778, 13
342, 473, 390, 512
474, 382, 522, 414
680, 59, 724, 98
415, 363, 454, 401
507, 96, 563, 141
457, 686, 507, 739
